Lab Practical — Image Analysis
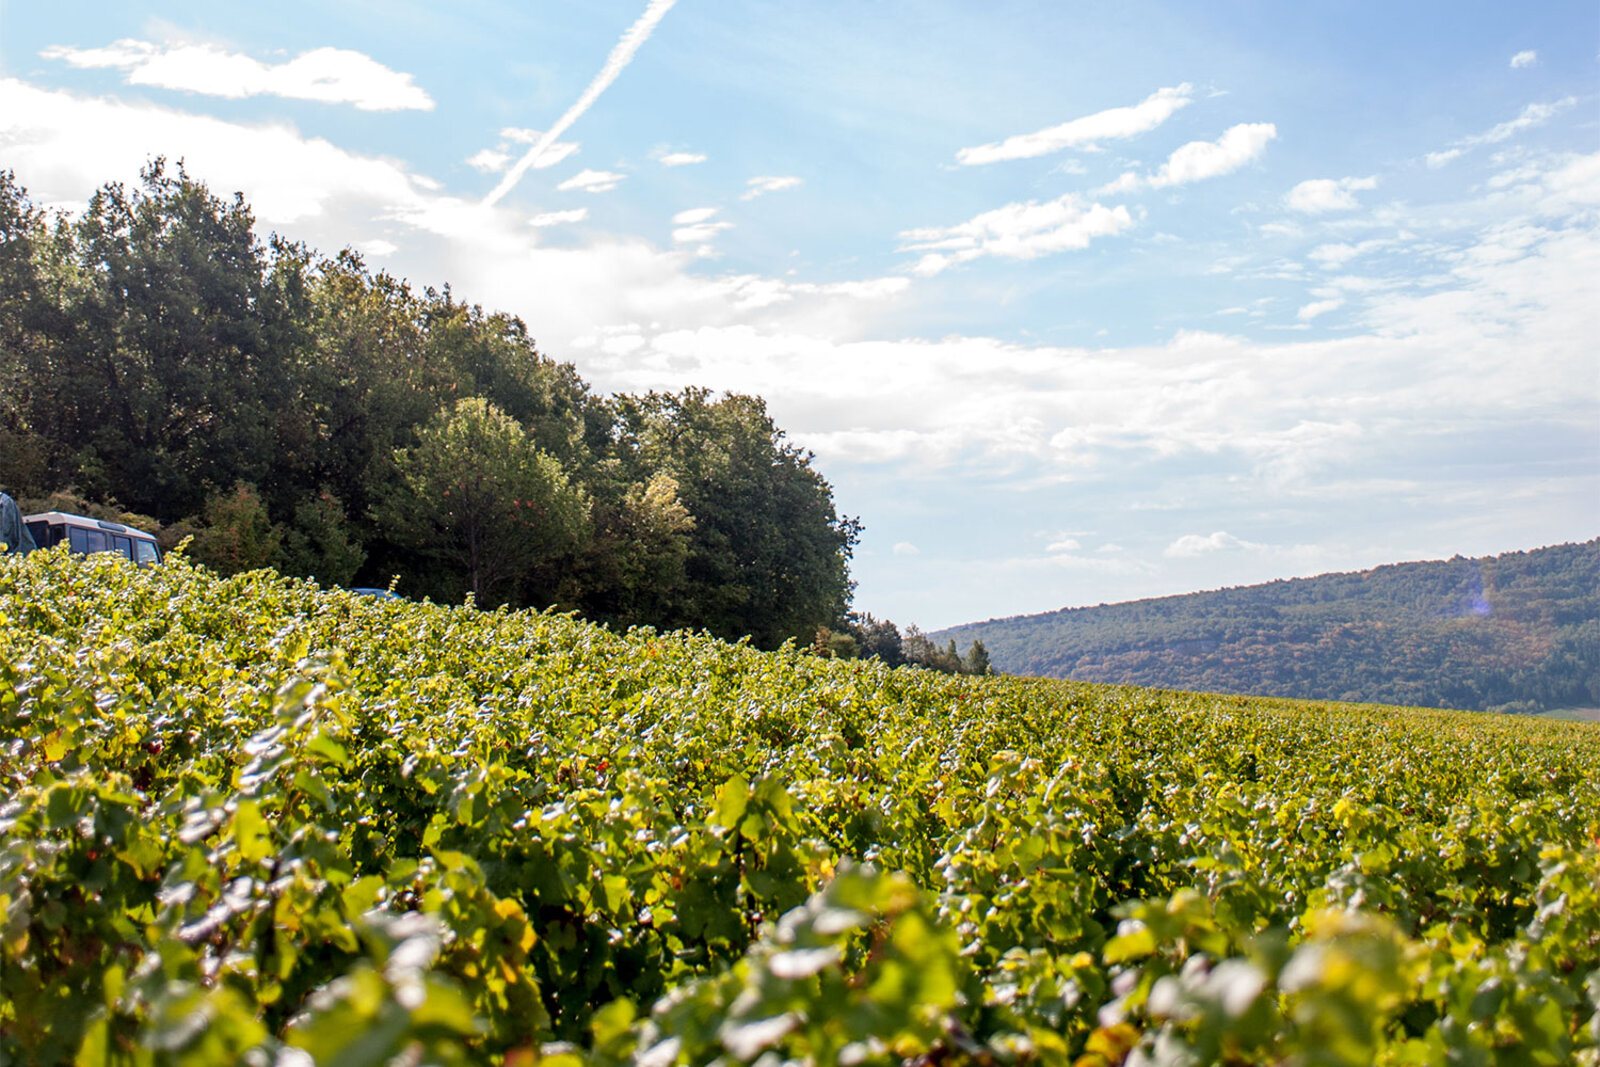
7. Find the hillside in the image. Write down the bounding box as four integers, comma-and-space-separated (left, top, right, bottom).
3, 548, 1599, 1064
936, 539, 1600, 714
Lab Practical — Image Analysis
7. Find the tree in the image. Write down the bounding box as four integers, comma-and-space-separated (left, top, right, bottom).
43, 160, 303, 520
616, 388, 859, 649
379, 397, 589, 605
278, 489, 366, 587
189, 483, 282, 575
963, 639, 993, 676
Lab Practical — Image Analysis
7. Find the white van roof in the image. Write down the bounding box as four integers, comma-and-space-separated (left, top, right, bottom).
25, 511, 159, 541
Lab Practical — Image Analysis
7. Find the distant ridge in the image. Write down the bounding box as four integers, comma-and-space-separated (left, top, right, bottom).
933, 540, 1600, 714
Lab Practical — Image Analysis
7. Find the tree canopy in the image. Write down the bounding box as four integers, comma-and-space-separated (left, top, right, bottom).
0, 164, 858, 647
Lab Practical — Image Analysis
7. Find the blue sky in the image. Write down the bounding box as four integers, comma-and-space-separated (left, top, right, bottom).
3, 1, 1596, 628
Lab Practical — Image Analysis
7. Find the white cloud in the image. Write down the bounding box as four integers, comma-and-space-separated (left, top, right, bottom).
485, 0, 677, 206
1045, 538, 1081, 553
1100, 123, 1277, 193
528, 208, 588, 227
1151, 123, 1277, 187
1285, 175, 1378, 213
673, 221, 733, 243
671, 206, 719, 225
956, 84, 1193, 166
743, 175, 803, 200
899, 193, 1134, 274
1465, 97, 1577, 146
41, 39, 433, 111
557, 168, 626, 193
1307, 241, 1376, 268
655, 149, 706, 166
1426, 148, 1463, 169
1296, 297, 1344, 320
1164, 531, 1264, 558
466, 149, 511, 173
0, 76, 429, 224
1510, 50, 1538, 69
669, 207, 731, 245
469, 130, 580, 175
893, 542, 920, 556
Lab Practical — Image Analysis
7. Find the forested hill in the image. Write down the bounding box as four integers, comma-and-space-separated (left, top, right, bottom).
935, 540, 1600, 714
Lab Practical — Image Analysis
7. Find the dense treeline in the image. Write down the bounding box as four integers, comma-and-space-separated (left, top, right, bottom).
0, 163, 856, 647
937, 540, 1600, 713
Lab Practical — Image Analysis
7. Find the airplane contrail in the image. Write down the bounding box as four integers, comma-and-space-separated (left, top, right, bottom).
483, 0, 677, 207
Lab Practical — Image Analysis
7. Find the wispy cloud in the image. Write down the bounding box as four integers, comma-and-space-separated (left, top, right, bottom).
956, 84, 1193, 166
1465, 97, 1576, 146
671, 206, 732, 244
1296, 297, 1344, 320
742, 175, 802, 200
557, 168, 626, 193
1424, 97, 1577, 169
470, 130, 580, 175
1285, 175, 1377, 213
528, 208, 588, 227
40, 39, 433, 111
1510, 50, 1538, 69
654, 148, 706, 166
484, 0, 676, 206
1100, 123, 1277, 193
900, 194, 1133, 275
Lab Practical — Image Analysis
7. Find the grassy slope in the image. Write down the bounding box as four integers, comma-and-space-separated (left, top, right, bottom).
3, 548, 1598, 1064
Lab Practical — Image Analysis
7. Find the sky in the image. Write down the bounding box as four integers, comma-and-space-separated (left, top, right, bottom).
2, 1, 1596, 630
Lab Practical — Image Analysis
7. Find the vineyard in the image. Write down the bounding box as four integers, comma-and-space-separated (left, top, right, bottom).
3, 549, 1598, 1066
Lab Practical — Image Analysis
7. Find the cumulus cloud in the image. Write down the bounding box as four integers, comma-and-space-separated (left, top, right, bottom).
956, 84, 1192, 166
1152, 123, 1277, 186
1510, 50, 1538, 69
41, 39, 433, 111
1425, 148, 1463, 169
1285, 175, 1378, 213
528, 208, 588, 227
742, 175, 802, 200
0, 76, 429, 224
1099, 123, 1277, 193
485, 0, 677, 206
654, 148, 706, 166
1164, 531, 1265, 558
557, 168, 626, 193
900, 194, 1133, 275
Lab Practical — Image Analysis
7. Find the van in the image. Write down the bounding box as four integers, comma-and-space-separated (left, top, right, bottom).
24, 511, 162, 566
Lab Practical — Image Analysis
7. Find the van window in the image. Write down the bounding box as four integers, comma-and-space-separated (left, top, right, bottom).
69, 527, 113, 554
134, 540, 160, 565
112, 535, 133, 559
